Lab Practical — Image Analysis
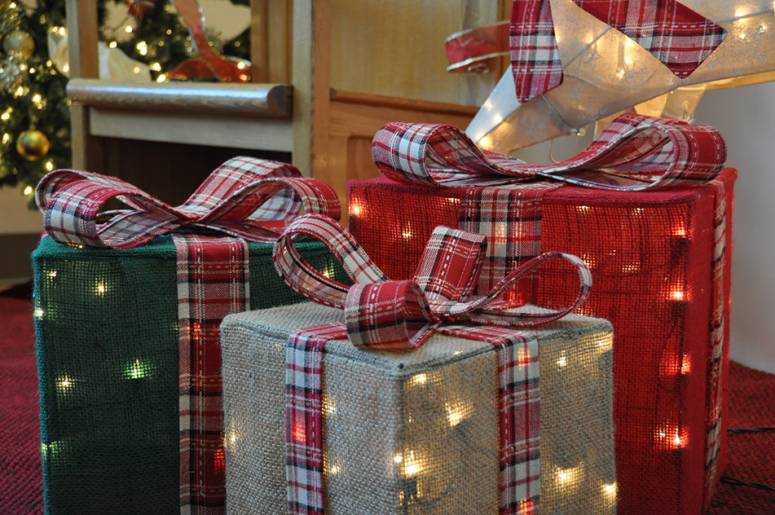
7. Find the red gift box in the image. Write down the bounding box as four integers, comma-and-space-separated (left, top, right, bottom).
349, 167, 735, 515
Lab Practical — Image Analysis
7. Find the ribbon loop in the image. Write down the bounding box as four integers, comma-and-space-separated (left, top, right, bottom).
37, 157, 341, 249
275, 215, 593, 349
372, 113, 726, 192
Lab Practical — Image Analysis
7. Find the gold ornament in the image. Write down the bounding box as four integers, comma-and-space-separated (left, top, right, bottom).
4, 30, 34, 59
16, 129, 50, 161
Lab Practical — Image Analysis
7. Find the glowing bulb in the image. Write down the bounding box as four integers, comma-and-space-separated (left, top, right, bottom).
165, 29, 173, 35
23, 185, 34, 196
237, 61, 247, 70
445, 401, 471, 427
62, 63, 70, 73
556, 466, 579, 485
681, 354, 692, 375
47, 270, 57, 279
1, 112, 11, 121
393, 453, 403, 464
403, 451, 422, 477
2, 133, 10, 144
124, 25, 133, 34
108, 41, 117, 49
95, 282, 107, 296
556, 354, 568, 368
409, 373, 427, 386
329, 465, 340, 475
44, 160, 54, 172
673, 226, 687, 238
13, 86, 25, 97
132, 66, 141, 74
136, 41, 148, 56
156, 73, 168, 83
669, 289, 686, 302
228, 432, 237, 446
239, 73, 249, 81
603, 482, 617, 496
349, 201, 363, 217
401, 229, 413, 239
56, 375, 74, 392
673, 434, 683, 447
149, 62, 162, 72
125, 359, 149, 380
32, 93, 43, 104
33, 307, 44, 319
576, 205, 591, 213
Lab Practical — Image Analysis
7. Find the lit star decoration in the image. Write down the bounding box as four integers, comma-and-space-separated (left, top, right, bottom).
466, 1, 775, 153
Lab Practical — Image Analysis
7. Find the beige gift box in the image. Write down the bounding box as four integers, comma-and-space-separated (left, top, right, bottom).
221, 303, 616, 514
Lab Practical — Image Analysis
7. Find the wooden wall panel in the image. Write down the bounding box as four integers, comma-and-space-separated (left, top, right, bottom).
329, 0, 505, 106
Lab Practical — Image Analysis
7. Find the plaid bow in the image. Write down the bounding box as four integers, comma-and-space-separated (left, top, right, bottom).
511, 0, 725, 102
36, 158, 340, 513
273, 214, 592, 514
373, 113, 725, 191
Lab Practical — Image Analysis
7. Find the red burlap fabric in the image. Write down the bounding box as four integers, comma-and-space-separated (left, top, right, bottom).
349, 168, 736, 515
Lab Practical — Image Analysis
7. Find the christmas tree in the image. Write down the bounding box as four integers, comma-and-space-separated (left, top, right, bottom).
0, 0, 249, 203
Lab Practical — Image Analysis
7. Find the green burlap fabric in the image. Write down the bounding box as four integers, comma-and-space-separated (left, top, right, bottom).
32, 236, 341, 515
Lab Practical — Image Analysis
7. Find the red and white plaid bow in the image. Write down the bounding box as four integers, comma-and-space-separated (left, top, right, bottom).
36, 157, 340, 513
373, 113, 725, 191
274, 214, 591, 514
36, 156, 341, 248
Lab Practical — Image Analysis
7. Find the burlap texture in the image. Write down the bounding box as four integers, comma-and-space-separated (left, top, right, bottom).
32, 236, 341, 514
222, 303, 616, 514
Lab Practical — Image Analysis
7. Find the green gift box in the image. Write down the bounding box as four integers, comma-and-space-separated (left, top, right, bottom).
32, 236, 340, 514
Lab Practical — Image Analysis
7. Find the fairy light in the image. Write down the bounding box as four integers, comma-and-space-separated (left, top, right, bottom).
621, 263, 640, 274
62, 63, 70, 73
132, 66, 141, 75
32, 93, 44, 109
408, 373, 427, 387
124, 25, 133, 34
149, 62, 162, 72
673, 225, 688, 238
136, 41, 149, 56
401, 228, 413, 239
237, 61, 248, 70
556, 352, 568, 368
1, 108, 13, 121
23, 185, 34, 196
556, 465, 581, 486
44, 160, 55, 172
657, 424, 687, 449
165, 28, 173, 35
576, 205, 591, 213
156, 73, 168, 83
329, 464, 341, 475
393, 453, 403, 464
124, 358, 150, 380
33, 307, 44, 319
2, 133, 10, 144
681, 353, 692, 375
402, 450, 422, 477
445, 401, 472, 427
349, 201, 363, 217
56, 375, 74, 393
323, 397, 336, 416
108, 41, 117, 49
669, 288, 686, 302
47, 270, 57, 279
95, 282, 107, 296
239, 73, 249, 81
603, 482, 617, 496
13, 85, 25, 97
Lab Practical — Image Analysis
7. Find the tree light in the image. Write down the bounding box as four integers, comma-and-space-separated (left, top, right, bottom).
136, 41, 149, 56
95, 282, 107, 296
124, 358, 150, 380
23, 185, 34, 196
56, 375, 74, 393
156, 73, 168, 83
108, 41, 117, 49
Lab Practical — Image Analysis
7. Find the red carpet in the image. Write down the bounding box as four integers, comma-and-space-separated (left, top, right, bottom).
1, 291, 773, 514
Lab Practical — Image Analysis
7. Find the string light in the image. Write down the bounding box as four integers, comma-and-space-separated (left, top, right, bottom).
349, 201, 363, 217
556, 465, 581, 486
237, 61, 248, 70
393, 453, 403, 464
149, 62, 162, 72
556, 352, 568, 368
33, 307, 44, 319
124, 25, 133, 34
408, 373, 427, 387
46, 270, 57, 279
2, 133, 10, 144
329, 464, 341, 475
124, 358, 150, 380
136, 41, 149, 56
56, 375, 74, 393
108, 41, 117, 49
669, 288, 686, 302
402, 450, 422, 477
156, 73, 168, 83
673, 225, 688, 238
95, 282, 107, 296
1, 108, 12, 121
44, 160, 55, 172
62, 63, 69, 73
401, 228, 413, 239
445, 401, 472, 427
23, 185, 34, 196
603, 482, 617, 496
132, 66, 141, 75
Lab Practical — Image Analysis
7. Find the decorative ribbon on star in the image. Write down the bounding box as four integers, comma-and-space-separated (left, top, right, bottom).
273, 213, 592, 514
446, 1, 726, 102
36, 157, 340, 513
36, 156, 341, 249
372, 113, 725, 191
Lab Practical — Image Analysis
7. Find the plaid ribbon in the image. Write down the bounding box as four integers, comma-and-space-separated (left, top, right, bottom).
373, 113, 730, 502
273, 214, 592, 513
36, 158, 341, 513
449, 1, 726, 102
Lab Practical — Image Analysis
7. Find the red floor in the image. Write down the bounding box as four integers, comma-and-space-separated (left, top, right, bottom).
1, 292, 774, 513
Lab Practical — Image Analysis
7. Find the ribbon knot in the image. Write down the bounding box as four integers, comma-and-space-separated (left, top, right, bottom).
36, 156, 341, 249
274, 214, 592, 350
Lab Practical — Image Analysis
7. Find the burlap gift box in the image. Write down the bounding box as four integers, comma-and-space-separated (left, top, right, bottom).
349, 167, 736, 514
32, 236, 339, 514
221, 302, 616, 514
